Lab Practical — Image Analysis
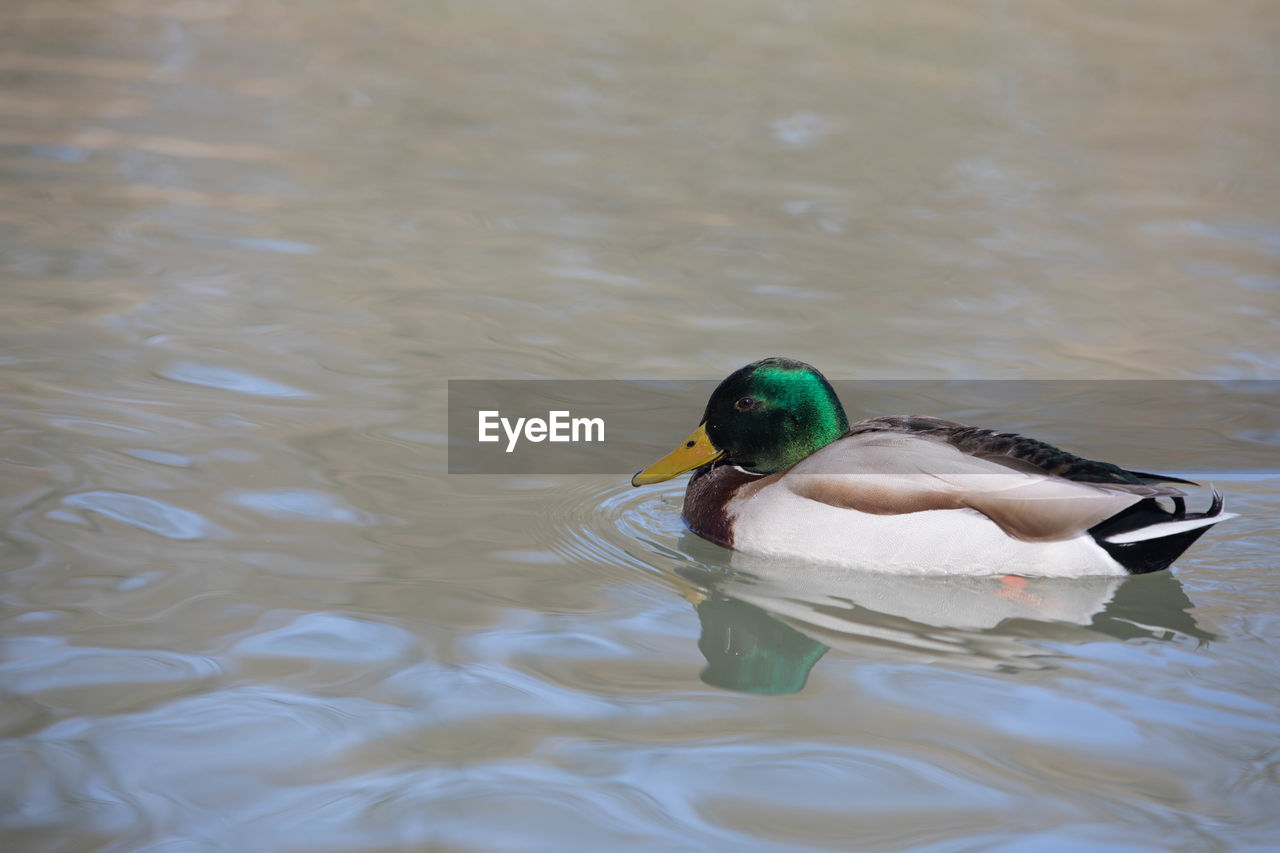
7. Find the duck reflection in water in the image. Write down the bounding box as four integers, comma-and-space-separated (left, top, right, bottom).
679, 543, 1212, 696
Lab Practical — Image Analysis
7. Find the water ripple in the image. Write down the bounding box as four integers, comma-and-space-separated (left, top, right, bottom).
226, 489, 373, 525
61, 491, 214, 540
231, 612, 417, 665
0, 637, 221, 716
158, 361, 313, 399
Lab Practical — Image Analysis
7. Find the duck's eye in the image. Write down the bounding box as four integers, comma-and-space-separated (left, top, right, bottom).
734, 396, 757, 412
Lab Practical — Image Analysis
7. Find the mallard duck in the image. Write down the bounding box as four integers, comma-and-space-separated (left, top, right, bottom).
631, 358, 1233, 576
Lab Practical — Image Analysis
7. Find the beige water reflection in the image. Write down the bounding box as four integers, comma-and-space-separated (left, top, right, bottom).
2, 1, 1278, 851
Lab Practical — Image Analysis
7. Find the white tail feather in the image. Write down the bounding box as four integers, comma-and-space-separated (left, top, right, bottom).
1106, 512, 1237, 544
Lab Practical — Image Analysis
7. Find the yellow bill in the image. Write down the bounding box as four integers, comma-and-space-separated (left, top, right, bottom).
631, 423, 724, 486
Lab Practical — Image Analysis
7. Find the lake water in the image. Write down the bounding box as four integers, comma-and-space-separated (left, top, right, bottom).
2, 1, 1278, 850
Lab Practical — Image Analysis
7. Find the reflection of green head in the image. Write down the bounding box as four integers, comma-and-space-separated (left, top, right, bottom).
695, 597, 828, 695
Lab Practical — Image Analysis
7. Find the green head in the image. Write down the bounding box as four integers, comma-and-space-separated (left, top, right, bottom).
702, 358, 849, 474
631, 358, 849, 485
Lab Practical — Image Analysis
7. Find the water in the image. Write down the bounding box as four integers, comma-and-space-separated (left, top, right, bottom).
2, 1, 1278, 850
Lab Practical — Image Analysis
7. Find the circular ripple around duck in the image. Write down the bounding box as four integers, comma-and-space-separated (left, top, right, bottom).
528, 478, 719, 594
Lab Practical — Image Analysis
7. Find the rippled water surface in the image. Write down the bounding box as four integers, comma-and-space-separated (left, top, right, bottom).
2, 2, 1279, 850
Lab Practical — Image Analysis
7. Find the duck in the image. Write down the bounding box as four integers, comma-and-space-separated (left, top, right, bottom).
631, 357, 1234, 577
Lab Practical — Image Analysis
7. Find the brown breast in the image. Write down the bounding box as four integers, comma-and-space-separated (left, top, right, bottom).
682, 465, 765, 548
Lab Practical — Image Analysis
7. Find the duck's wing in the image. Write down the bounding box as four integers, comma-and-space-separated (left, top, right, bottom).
778, 431, 1173, 543
847, 415, 1197, 488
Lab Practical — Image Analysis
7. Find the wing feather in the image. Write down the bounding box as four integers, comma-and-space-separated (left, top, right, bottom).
847, 415, 1194, 490
781, 433, 1148, 542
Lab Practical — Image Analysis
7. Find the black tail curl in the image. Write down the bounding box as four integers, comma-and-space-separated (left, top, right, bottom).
1088, 489, 1226, 575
